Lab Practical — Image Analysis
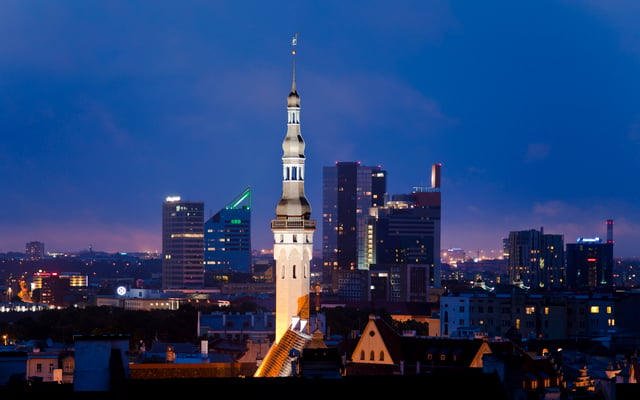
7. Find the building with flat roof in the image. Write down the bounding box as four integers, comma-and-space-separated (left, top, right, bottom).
161, 196, 205, 291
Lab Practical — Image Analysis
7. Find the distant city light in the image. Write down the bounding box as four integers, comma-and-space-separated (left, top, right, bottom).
577, 237, 601, 243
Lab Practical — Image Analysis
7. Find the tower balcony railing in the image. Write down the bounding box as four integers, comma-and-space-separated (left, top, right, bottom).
271, 219, 316, 230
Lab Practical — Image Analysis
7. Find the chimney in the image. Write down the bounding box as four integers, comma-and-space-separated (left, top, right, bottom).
606, 219, 614, 244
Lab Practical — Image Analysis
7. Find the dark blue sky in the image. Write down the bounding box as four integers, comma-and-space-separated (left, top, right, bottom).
1, 1, 638, 258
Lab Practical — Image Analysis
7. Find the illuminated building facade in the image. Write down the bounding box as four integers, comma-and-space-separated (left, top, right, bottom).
25, 241, 45, 261
566, 237, 614, 290
374, 163, 442, 289
31, 271, 69, 306
322, 161, 386, 290
269, 35, 315, 346
254, 37, 316, 378
204, 187, 252, 273
506, 227, 565, 290
161, 196, 205, 290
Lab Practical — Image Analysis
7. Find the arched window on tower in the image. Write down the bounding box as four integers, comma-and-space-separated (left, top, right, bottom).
291, 167, 297, 180
281, 264, 285, 279
292, 265, 296, 279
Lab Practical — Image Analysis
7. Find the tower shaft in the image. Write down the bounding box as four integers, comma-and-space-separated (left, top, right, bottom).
272, 36, 315, 345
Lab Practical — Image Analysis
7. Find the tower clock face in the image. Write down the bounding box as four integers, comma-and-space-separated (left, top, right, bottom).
116, 286, 126, 296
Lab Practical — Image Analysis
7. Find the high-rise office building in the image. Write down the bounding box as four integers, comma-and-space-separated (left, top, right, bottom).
322, 161, 386, 290
376, 163, 442, 289
506, 227, 565, 289
25, 241, 45, 261
566, 237, 614, 291
31, 271, 70, 307
204, 187, 252, 273
161, 196, 205, 291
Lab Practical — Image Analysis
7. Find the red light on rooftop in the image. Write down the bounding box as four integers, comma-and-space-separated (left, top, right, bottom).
587, 258, 597, 262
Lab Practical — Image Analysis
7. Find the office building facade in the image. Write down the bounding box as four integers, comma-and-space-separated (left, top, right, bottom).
161, 196, 205, 290
566, 237, 614, 291
375, 163, 442, 289
506, 227, 565, 290
204, 187, 252, 273
322, 161, 386, 290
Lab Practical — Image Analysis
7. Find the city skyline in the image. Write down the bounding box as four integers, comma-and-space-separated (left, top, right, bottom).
1, 2, 639, 258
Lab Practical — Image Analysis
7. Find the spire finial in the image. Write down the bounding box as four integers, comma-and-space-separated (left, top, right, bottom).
289, 33, 299, 101
291, 33, 298, 54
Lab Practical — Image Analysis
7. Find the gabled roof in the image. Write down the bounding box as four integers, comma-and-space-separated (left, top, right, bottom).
350, 314, 501, 374
399, 336, 491, 367
351, 314, 403, 364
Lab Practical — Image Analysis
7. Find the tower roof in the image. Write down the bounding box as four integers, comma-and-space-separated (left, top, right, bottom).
288, 33, 300, 108
274, 34, 313, 221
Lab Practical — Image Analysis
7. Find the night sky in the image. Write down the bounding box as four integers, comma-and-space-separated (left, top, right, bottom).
1, 1, 638, 258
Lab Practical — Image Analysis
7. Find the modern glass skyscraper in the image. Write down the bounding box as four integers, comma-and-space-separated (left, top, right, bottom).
204, 187, 252, 273
322, 162, 386, 288
161, 196, 205, 290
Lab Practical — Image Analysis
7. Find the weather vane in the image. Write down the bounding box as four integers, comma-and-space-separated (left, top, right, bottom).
291, 33, 298, 54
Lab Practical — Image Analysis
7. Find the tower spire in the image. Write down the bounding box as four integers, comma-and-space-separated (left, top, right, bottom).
271, 34, 316, 344
277, 33, 309, 219
292, 33, 297, 86
288, 33, 299, 108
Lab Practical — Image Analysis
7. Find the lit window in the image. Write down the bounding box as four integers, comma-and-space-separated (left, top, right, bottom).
590, 306, 600, 314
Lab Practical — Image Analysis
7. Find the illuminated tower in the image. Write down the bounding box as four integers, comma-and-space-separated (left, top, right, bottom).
271, 34, 316, 345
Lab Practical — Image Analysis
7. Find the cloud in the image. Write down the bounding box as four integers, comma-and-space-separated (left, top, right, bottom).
568, 0, 640, 57
629, 120, 640, 143
532, 200, 571, 218
524, 143, 550, 162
